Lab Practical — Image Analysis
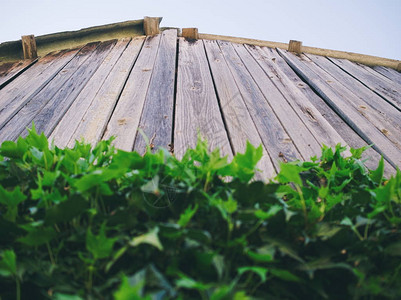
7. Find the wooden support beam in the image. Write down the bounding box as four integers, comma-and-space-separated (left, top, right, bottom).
182, 28, 199, 40
288, 40, 302, 54
21, 35, 37, 59
143, 17, 160, 36
397, 63, 401, 72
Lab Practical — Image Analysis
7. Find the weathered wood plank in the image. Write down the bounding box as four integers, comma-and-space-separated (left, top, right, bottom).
0, 49, 79, 132
305, 53, 401, 132
373, 66, 401, 86
269, 49, 395, 175
247, 45, 349, 151
328, 57, 401, 111
204, 39, 275, 179
174, 38, 233, 159
216, 40, 301, 167
278, 48, 401, 168
49, 38, 136, 147
0, 59, 37, 89
64, 37, 145, 147
21, 35, 38, 59
133, 30, 177, 154
102, 35, 162, 151
0, 42, 102, 142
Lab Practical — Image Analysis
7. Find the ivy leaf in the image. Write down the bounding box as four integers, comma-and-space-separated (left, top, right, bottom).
270, 268, 302, 282
114, 274, 150, 300
276, 163, 303, 186
0, 138, 28, 159
238, 266, 268, 282
254, 205, 282, 220
178, 204, 198, 227
86, 224, 117, 260
0, 186, 26, 222
18, 226, 56, 246
129, 227, 163, 251
0, 250, 17, 277
370, 156, 384, 185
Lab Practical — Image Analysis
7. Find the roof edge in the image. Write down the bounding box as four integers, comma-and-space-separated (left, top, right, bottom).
199, 33, 401, 70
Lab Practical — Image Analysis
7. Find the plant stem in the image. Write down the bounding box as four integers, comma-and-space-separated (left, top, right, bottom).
16, 277, 21, 300
295, 184, 308, 226
46, 242, 56, 265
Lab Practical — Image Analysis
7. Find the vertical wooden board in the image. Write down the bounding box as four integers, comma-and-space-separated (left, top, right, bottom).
265, 49, 395, 175
328, 57, 401, 111
102, 35, 162, 151
278, 48, 401, 168
232, 42, 323, 159
0, 59, 37, 89
49, 38, 134, 147
204, 39, 275, 179
32, 40, 116, 137
373, 66, 401, 86
65, 37, 145, 147
216, 40, 301, 166
133, 30, 177, 154
306, 53, 401, 131
0, 49, 79, 129
0, 42, 101, 142
174, 38, 233, 160
248, 45, 349, 150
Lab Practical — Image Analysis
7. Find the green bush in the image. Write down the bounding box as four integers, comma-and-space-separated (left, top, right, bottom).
0, 126, 400, 300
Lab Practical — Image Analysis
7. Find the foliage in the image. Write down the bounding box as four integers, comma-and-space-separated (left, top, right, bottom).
0, 127, 400, 300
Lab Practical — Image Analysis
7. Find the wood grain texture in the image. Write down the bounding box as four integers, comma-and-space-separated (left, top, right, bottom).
143, 17, 160, 36
270, 49, 395, 175
133, 30, 177, 154
288, 40, 302, 54
21, 35, 38, 59
0, 42, 101, 142
49, 38, 135, 147
373, 66, 401, 85
305, 53, 401, 132
247, 45, 349, 152
0, 59, 37, 89
216, 40, 301, 167
103, 35, 162, 151
0, 49, 79, 132
278, 48, 401, 168
66, 37, 144, 147
174, 38, 233, 160
204, 39, 275, 180
232, 42, 323, 160
328, 57, 401, 111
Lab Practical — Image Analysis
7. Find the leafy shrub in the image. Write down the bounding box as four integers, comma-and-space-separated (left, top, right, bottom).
0, 126, 400, 300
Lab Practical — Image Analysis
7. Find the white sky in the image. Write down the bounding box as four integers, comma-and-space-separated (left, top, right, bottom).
1, 0, 400, 60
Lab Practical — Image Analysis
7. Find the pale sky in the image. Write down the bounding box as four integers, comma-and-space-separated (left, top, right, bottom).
1, 0, 400, 60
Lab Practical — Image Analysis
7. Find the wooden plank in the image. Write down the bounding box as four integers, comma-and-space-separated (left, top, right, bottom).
21, 35, 38, 59
278, 48, 401, 168
0, 42, 102, 142
305, 53, 401, 132
215, 40, 301, 167
328, 57, 401, 111
268, 49, 395, 175
0, 49, 80, 132
247, 45, 349, 152
373, 66, 401, 85
226, 41, 321, 160
174, 38, 233, 160
143, 17, 160, 36
49, 38, 139, 147
288, 40, 302, 54
102, 34, 162, 151
182, 28, 199, 40
32, 40, 116, 137
133, 30, 177, 154
65, 37, 144, 147
204, 39, 275, 179
0, 59, 37, 89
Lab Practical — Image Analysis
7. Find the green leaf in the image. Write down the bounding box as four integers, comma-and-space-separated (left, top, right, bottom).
238, 266, 268, 282
45, 195, 89, 225
0, 138, 28, 159
178, 204, 198, 227
53, 294, 84, 300
370, 156, 384, 185
18, 226, 56, 246
129, 227, 163, 251
270, 268, 301, 282
0, 250, 17, 277
384, 242, 401, 257
0, 186, 27, 222
276, 163, 303, 186
175, 274, 210, 290
86, 224, 117, 260
114, 274, 150, 300
254, 205, 282, 220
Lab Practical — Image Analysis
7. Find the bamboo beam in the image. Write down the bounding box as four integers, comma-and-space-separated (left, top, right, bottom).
21, 35, 37, 59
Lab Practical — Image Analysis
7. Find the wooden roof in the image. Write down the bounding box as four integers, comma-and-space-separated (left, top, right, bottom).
0, 29, 400, 178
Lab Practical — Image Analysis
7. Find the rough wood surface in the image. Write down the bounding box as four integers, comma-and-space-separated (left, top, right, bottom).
174, 38, 233, 159
182, 28, 199, 40
373, 66, 401, 85
216, 40, 301, 168
288, 40, 302, 54
49, 38, 136, 147
144, 17, 160, 36
328, 57, 401, 111
0, 43, 101, 142
0, 49, 79, 133
247, 45, 349, 151
306, 53, 401, 131
0, 59, 37, 89
133, 30, 177, 154
21, 35, 38, 59
278, 48, 401, 168
103, 35, 161, 151
204, 39, 275, 179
